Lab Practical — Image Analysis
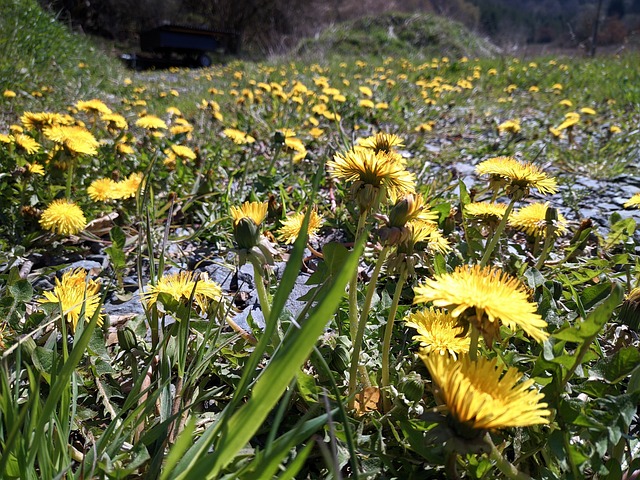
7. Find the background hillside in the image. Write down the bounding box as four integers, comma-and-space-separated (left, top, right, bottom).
41, 0, 640, 55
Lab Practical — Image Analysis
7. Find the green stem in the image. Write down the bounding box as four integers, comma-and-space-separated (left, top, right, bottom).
487, 433, 532, 480
248, 255, 272, 324
381, 269, 407, 412
349, 213, 368, 342
348, 245, 390, 410
65, 156, 75, 200
238, 151, 249, 194
479, 195, 518, 267
265, 144, 282, 176
534, 220, 557, 271
468, 324, 480, 361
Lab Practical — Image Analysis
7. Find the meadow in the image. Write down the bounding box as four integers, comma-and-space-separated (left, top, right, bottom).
1, 0, 640, 478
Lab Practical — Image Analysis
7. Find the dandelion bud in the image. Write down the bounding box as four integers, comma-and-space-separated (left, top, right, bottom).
273, 130, 286, 145
619, 288, 640, 332
398, 372, 424, 403
389, 195, 415, 228
234, 217, 261, 250
353, 182, 380, 213
117, 327, 138, 351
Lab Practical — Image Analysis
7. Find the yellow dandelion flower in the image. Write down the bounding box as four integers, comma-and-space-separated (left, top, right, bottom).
556, 112, 580, 130
114, 172, 143, 199
358, 132, 405, 154
230, 201, 268, 249
14, 134, 41, 154
549, 126, 564, 138
101, 113, 128, 131
388, 193, 438, 228
476, 156, 558, 196
422, 354, 550, 431
170, 118, 194, 135
223, 128, 255, 145
464, 201, 508, 221
508, 202, 568, 237
309, 127, 324, 138
170, 144, 197, 160
0, 133, 12, 144
559, 99, 573, 107
4, 90, 16, 98
43, 125, 99, 156
88, 178, 120, 201
624, 193, 640, 208
27, 163, 45, 175
277, 209, 323, 244
405, 307, 470, 358
580, 107, 596, 115
39, 268, 104, 332
359, 86, 373, 97
117, 141, 135, 155
76, 99, 112, 115
135, 115, 167, 130
414, 122, 433, 132
327, 147, 415, 210
144, 271, 223, 314
497, 119, 521, 135
21, 112, 74, 131
359, 99, 375, 109
413, 264, 549, 344
610, 125, 621, 134
39, 199, 87, 236
529, 86, 539, 92
230, 201, 268, 227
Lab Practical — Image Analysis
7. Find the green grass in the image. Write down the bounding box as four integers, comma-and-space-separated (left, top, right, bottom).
1, 1, 640, 479
0, 0, 126, 123
294, 12, 500, 60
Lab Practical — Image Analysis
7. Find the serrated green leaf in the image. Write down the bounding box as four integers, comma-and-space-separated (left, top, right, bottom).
524, 267, 545, 290
8, 280, 33, 303
579, 282, 612, 311
589, 346, 640, 384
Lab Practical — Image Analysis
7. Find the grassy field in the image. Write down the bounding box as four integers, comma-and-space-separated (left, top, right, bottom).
1, 0, 640, 478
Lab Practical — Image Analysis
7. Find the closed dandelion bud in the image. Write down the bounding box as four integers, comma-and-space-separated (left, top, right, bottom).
117, 327, 138, 351
398, 372, 424, 402
354, 182, 380, 213
619, 288, 640, 332
234, 217, 261, 250
389, 196, 414, 227
273, 130, 285, 146
331, 337, 351, 372
378, 226, 404, 245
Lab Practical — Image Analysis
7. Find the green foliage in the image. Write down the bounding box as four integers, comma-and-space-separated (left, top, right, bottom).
295, 12, 500, 60
0, 3, 640, 478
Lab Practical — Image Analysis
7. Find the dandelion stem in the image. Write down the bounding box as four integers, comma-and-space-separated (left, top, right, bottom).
265, 143, 282, 176
487, 434, 532, 480
348, 245, 390, 410
534, 214, 557, 270
480, 196, 517, 267
349, 213, 368, 342
248, 255, 272, 333
238, 150, 249, 194
65, 157, 75, 199
469, 324, 480, 361
381, 269, 407, 412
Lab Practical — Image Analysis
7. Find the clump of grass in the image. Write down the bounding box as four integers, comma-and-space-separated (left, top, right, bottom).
294, 11, 500, 60
0, 0, 126, 120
